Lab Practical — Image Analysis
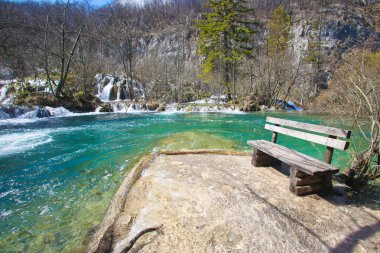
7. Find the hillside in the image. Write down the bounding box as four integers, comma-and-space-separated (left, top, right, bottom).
0, 0, 379, 112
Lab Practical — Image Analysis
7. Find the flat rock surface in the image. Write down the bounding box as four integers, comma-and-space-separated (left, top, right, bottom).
107, 154, 380, 253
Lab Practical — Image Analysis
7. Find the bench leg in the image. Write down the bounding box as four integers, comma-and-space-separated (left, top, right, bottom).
251, 148, 280, 167
289, 168, 333, 196
321, 173, 333, 191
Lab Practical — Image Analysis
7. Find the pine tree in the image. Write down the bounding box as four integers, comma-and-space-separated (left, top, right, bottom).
306, 17, 324, 96
305, 18, 323, 67
197, 0, 255, 100
267, 5, 292, 55
261, 5, 293, 106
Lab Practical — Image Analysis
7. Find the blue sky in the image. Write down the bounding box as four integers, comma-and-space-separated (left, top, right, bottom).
87, 0, 112, 6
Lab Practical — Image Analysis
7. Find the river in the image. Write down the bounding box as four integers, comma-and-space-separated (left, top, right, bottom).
0, 112, 353, 252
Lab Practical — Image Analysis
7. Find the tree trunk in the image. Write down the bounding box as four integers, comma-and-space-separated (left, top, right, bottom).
224, 61, 231, 101
55, 25, 83, 97
345, 125, 379, 189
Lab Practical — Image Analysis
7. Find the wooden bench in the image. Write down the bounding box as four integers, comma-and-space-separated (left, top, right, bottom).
247, 116, 351, 196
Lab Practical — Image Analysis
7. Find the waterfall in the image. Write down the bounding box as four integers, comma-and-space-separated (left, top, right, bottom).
112, 102, 129, 112
127, 104, 135, 112
96, 74, 144, 102
96, 74, 104, 97
0, 86, 8, 101
97, 82, 103, 97
100, 83, 114, 101
116, 81, 122, 101
164, 104, 179, 112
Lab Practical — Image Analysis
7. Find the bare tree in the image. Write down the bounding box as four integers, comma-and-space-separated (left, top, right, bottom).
42, 1, 84, 98
330, 48, 380, 189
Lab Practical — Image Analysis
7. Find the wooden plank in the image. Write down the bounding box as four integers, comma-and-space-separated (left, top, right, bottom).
247, 140, 339, 175
290, 168, 310, 178
252, 149, 281, 167
265, 124, 349, 150
271, 124, 280, 143
290, 175, 323, 186
289, 183, 324, 196
266, 117, 351, 138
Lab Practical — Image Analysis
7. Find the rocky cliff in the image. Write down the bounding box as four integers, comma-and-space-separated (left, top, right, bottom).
128, 3, 377, 94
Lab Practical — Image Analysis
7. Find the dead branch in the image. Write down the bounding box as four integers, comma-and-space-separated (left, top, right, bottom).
121, 224, 163, 253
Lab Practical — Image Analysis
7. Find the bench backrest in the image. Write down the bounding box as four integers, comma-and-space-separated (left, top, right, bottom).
265, 117, 351, 164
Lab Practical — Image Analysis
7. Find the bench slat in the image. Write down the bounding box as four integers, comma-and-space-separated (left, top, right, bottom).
265, 124, 349, 150
267, 117, 351, 138
247, 140, 339, 175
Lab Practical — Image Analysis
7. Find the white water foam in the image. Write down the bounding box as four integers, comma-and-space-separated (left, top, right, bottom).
0, 131, 53, 157
0, 117, 49, 126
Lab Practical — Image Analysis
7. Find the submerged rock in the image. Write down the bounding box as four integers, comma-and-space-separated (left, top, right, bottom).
18, 107, 51, 118
35, 108, 51, 118
146, 102, 159, 111
0, 105, 29, 118
0, 108, 10, 119
45, 106, 72, 117
98, 104, 114, 112
156, 104, 166, 112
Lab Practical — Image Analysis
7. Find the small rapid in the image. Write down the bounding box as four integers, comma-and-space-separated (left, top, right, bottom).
0, 131, 52, 157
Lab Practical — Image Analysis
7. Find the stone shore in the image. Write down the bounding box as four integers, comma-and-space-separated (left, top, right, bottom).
87, 151, 380, 253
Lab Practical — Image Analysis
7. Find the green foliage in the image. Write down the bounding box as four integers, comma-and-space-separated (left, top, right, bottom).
196, 0, 255, 87
267, 5, 292, 54
16, 88, 30, 99
199, 91, 212, 99
305, 18, 323, 65
14, 89, 30, 105
73, 91, 85, 98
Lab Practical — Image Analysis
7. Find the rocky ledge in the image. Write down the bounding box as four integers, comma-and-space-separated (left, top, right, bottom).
87, 151, 380, 253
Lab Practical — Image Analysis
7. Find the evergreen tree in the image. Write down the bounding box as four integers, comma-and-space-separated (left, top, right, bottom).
267, 5, 292, 55
305, 18, 323, 67
197, 0, 255, 100
306, 17, 324, 96
260, 5, 293, 106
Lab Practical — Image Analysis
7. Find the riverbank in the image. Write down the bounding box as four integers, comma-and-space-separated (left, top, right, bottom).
87, 151, 380, 253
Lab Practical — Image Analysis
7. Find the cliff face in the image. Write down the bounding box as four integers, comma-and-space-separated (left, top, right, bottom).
290, 3, 376, 90
130, 3, 377, 91
135, 28, 197, 62
132, 27, 199, 88
291, 4, 374, 62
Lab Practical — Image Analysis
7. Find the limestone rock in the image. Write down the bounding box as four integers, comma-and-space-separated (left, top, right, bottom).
87, 153, 380, 253
146, 102, 159, 111
98, 104, 113, 112
0, 66, 15, 80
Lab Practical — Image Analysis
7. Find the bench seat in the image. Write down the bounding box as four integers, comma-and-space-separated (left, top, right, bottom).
247, 117, 350, 196
248, 140, 339, 176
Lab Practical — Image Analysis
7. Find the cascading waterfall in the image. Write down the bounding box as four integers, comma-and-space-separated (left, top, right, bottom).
127, 104, 135, 112
111, 102, 129, 112
0, 86, 8, 101
100, 82, 115, 102
97, 81, 103, 98
96, 74, 144, 102
116, 80, 122, 100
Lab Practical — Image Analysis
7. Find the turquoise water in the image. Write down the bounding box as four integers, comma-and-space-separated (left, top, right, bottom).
0, 112, 354, 252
